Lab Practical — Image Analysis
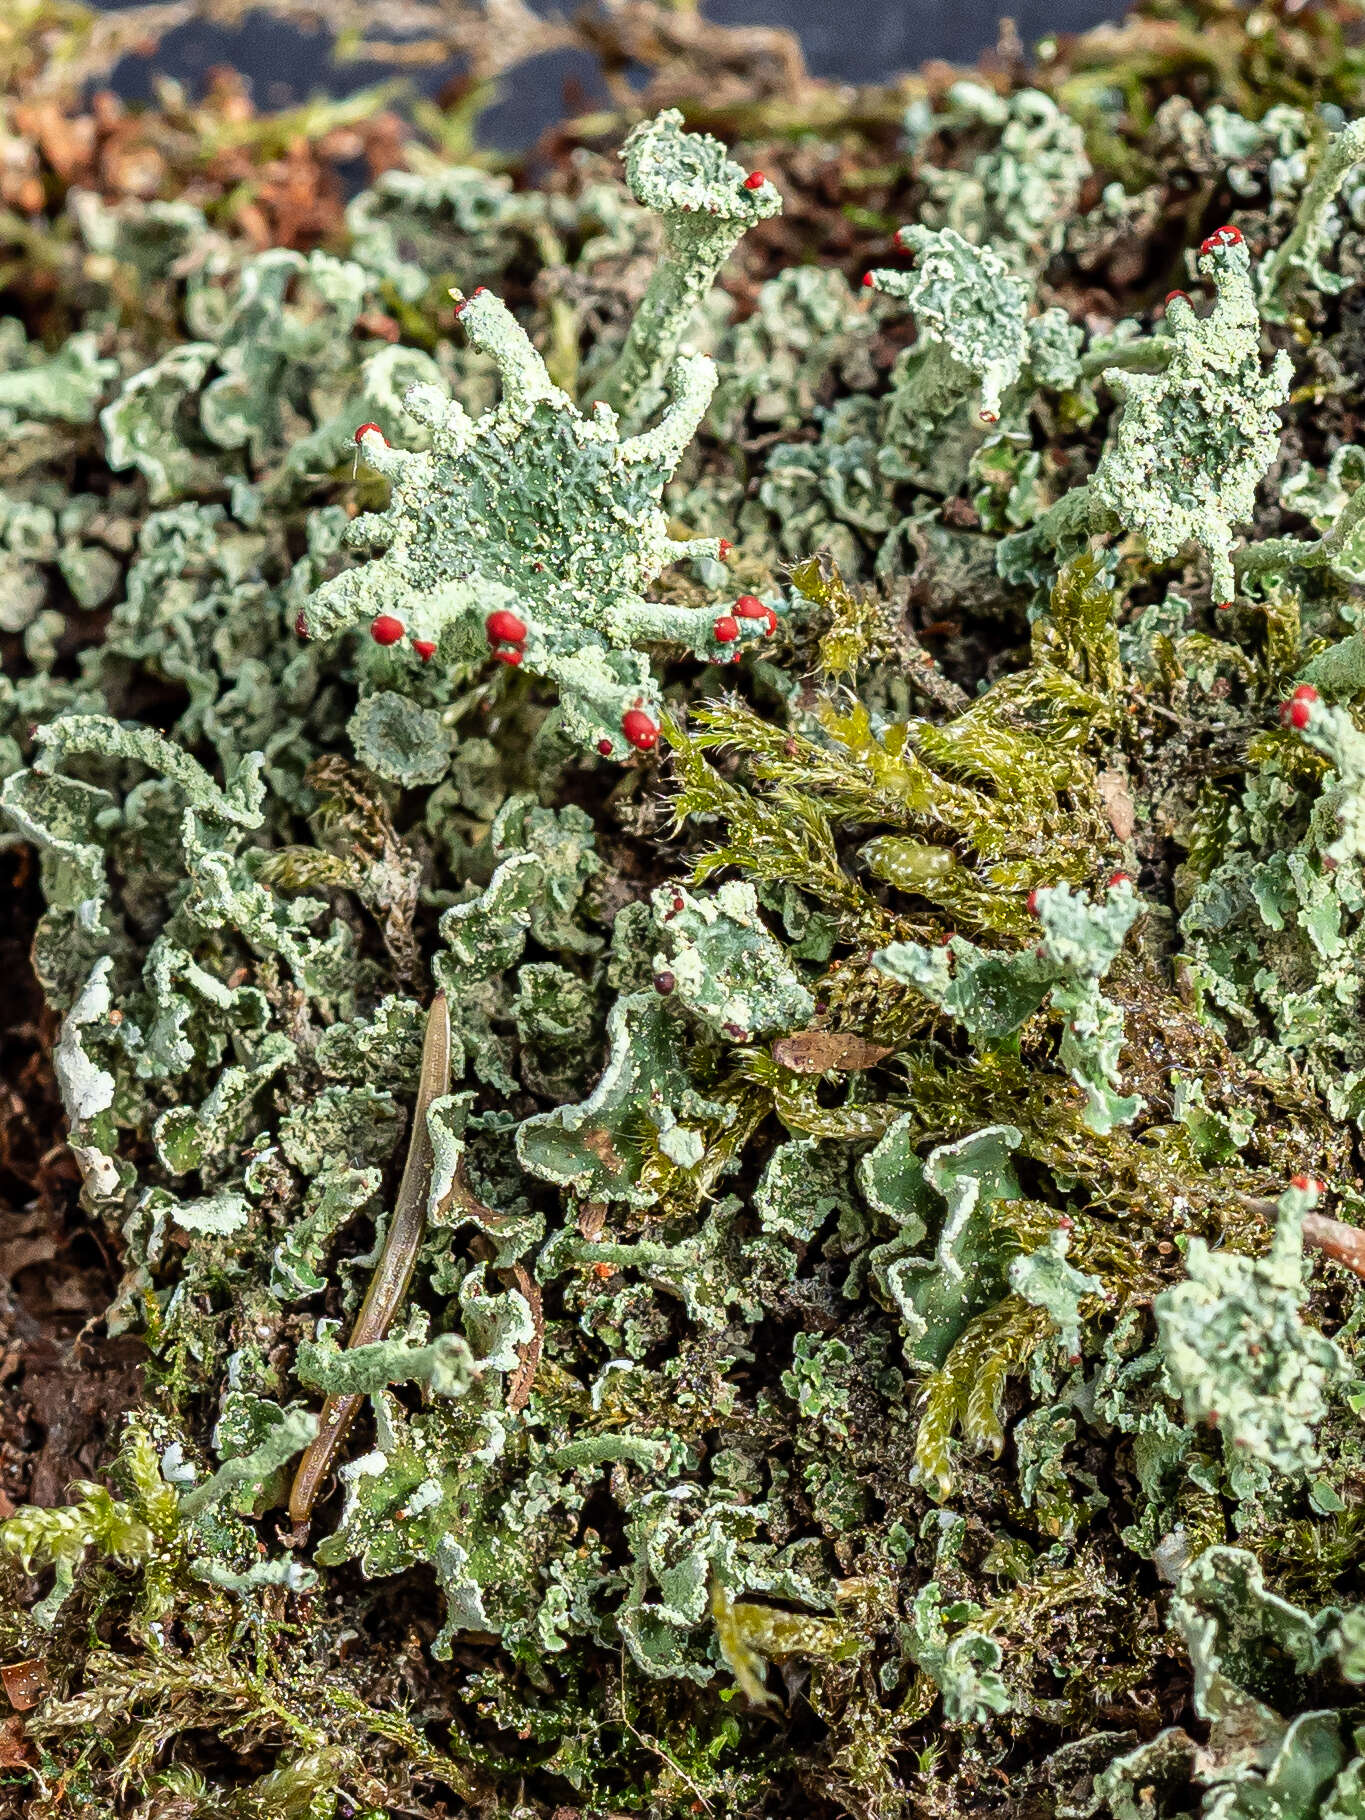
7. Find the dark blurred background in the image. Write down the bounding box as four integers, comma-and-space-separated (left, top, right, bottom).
92, 0, 1131, 149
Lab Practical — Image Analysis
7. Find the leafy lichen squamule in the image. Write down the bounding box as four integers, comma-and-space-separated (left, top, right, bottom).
8, 20, 1365, 1818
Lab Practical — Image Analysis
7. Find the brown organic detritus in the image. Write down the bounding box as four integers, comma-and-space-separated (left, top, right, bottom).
288, 989, 451, 1528
1239, 1192, 1365, 1283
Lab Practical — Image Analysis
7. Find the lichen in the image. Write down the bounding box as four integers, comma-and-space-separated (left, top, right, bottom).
8, 16, 1365, 1818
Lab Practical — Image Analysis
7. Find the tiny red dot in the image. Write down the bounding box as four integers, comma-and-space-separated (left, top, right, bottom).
370, 614, 404, 646
597, 738, 613, 755
413, 639, 437, 662
742, 171, 765, 191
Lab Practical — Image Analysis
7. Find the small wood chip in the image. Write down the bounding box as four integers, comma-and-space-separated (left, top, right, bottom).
1303, 1211, 1365, 1281
505, 1263, 544, 1414
1097, 768, 1136, 843
772, 1031, 895, 1074
577, 1200, 607, 1241
0, 1715, 30, 1768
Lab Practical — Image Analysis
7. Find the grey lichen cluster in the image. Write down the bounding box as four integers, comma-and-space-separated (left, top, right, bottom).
11, 44, 1365, 1820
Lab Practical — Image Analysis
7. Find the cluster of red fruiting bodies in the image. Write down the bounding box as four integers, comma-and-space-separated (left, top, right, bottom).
308, 417, 778, 757
1280, 683, 1318, 729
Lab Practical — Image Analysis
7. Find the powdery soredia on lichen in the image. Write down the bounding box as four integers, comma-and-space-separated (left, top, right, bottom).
1096, 228, 1291, 606
864, 226, 1031, 429
1155, 1178, 1346, 1474
597, 107, 782, 426
1000, 227, 1291, 605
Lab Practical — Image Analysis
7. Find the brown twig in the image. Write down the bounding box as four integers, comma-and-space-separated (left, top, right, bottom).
288, 990, 450, 1528
1238, 1191, 1365, 1282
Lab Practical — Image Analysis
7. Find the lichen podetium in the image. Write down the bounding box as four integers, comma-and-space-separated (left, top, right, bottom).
10, 4, 1365, 1816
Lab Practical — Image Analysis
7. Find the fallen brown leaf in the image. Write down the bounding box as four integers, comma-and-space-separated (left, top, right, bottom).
1, 1659, 48, 1713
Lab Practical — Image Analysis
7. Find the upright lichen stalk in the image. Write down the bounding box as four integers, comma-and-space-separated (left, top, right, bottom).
595, 108, 781, 427
1000, 226, 1290, 605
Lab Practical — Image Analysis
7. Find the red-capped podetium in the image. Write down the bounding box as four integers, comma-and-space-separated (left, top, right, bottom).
485, 608, 527, 646
597, 738, 613, 756
862, 271, 875, 289
370, 614, 404, 646
1165, 290, 1190, 307
1108, 870, 1131, 888
493, 647, 523, 667
742, 171, 766, 191
622, 707, 659, 751
353, 422, 387, 446
452, 283, 490, 319
714, 615, 739, 643
717, 539, 733, 561
1027, 888, 1042, 916
412, 639, 437, 662
1280, 686, 1318, 730
1200, 223, 1244, 257
734, 593, 777, 636
1290, 1172, 1323, 1194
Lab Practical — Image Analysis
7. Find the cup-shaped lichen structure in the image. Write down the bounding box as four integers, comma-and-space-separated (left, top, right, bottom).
596, 107, 782, 427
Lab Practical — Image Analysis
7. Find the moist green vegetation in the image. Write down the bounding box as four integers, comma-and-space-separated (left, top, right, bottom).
14, 2, 1365, 1816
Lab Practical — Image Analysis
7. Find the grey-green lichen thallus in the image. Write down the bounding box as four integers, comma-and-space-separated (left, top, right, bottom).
15, 11, 1365, 1813
288, 989, 451, 1529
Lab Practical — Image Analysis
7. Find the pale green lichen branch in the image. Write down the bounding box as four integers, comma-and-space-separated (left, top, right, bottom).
1260, 114, 1365, 316
1234, 474, 1365, 580
865, 225, 1031, 424
595, 108, 782, 426
999, 231, 1289, 604
1154, 1178, 1347, 1474
1286, 695, 1365, 867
